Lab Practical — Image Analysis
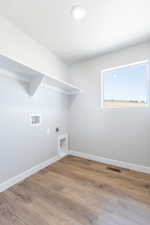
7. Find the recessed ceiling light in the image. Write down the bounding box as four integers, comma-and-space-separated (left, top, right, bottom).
71, 5, 87, 21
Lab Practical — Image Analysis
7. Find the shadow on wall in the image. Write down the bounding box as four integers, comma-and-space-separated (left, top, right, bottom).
68, 95, 77, 108
17, 80, 29, 94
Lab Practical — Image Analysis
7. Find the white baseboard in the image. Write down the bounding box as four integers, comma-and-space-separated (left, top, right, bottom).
0, 153, 67, 193
1, 150, 150, 193
69, 150, 150, 174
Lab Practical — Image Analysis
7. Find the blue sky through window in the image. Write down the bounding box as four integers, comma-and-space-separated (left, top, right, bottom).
103, 63, 149, 103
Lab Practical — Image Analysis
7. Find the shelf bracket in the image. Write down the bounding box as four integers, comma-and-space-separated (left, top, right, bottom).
29, 74, 44, 96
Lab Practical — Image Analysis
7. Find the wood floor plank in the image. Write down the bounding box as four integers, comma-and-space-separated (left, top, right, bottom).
0, 156, 150, 225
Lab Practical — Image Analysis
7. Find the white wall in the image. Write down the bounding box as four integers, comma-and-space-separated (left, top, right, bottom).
0, 74, 68, 184
0, 16, 68, 81
1, 13, 150, 185
0, 16, 69, 185
69, 42, 150, 168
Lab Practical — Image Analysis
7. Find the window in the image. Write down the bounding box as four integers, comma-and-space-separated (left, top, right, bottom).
101, 61, 150, 108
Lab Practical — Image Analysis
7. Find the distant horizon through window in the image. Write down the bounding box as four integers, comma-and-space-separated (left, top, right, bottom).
101, 61, 150, 108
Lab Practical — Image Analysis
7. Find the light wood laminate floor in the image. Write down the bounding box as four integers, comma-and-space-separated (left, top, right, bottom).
0, 155, 150, 225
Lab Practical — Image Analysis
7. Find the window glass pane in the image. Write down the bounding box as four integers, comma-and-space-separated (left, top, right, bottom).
103, 63, 149, 108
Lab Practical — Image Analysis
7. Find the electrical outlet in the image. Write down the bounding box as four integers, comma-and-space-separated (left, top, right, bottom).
56, 127, 59, 132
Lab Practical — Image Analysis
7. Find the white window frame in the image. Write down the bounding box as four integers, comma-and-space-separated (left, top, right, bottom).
101, 60, 150, 109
